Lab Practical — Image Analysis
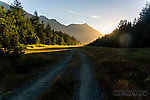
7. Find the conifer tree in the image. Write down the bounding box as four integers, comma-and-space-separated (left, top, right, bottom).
0, 6, 22, 55
45, 23, 52, 45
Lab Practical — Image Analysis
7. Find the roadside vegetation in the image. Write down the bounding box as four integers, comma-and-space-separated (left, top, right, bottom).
81, 46, 150, 100
0, 47, 71, 98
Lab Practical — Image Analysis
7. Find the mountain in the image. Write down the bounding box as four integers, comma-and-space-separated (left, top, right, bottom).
40, 16, 103, 43
66, 23, 102, 44
0, 1, 103, 44
0, 1, 33, 18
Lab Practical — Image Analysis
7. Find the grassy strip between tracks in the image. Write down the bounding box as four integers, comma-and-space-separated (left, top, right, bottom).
36, 49, 80, 100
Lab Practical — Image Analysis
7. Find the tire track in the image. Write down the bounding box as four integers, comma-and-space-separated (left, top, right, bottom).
7, 50, 74, 100
76, 50, 104, 100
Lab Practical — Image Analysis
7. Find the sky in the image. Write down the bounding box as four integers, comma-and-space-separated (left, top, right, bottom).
1, 0, 149, 34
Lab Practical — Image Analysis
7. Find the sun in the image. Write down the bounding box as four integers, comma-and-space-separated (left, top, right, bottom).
101, 24, 118, 35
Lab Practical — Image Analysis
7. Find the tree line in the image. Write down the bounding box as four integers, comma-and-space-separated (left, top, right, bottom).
89, 2, 150, 48
0, 0, 80, 55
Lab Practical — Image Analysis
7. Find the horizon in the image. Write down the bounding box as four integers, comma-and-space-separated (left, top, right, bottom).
0, 0, 148, 34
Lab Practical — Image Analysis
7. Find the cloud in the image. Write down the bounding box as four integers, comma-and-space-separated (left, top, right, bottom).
90, 16, 100, 19
66, 9, 100, 19
66, 9, 77, 14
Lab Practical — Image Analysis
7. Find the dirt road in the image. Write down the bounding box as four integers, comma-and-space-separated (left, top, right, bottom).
7, 50, 74, 100
77, 50, 104, 100
7, 49, 104, 100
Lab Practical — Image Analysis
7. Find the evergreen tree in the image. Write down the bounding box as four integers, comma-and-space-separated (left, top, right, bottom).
11, 0, 22, 9
59, 37, 65, 45
11, 0, 28, 44
0, 6, 22, 55
38, 21, 47, 44
25, 18, 37, 44
30, 11, 40, 32
45, 23, 52, 45
52, 35, 57, 45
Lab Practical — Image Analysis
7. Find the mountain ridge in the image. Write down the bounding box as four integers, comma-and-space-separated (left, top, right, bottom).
0, 1, 103, 44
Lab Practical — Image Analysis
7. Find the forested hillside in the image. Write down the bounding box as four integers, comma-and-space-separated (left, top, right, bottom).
0, 0, 80, 55
38, 15, 103, 44
0, 1, 103, 44
89, 2, 150, 48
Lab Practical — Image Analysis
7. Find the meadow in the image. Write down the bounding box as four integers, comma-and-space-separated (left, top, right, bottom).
1, 45, 150, 100
81, 46, 150, 100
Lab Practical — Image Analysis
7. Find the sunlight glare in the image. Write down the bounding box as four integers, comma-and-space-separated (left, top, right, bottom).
101, 24, 118, 35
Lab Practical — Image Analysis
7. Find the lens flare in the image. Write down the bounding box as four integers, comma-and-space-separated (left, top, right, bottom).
119, 33, 132, 47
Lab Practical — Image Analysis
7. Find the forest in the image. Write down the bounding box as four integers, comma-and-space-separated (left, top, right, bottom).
89, 2, 150, 48
0, 0, 80, 55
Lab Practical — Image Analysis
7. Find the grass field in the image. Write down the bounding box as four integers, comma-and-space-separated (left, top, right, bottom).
0, 45, 75, 97
1, 45, 150, 100
81, 46, 150, 100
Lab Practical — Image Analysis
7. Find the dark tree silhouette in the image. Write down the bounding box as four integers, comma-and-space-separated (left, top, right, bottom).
89, 2, 150, 48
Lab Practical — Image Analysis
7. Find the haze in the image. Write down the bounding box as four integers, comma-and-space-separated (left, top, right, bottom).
1, 0, 148, 34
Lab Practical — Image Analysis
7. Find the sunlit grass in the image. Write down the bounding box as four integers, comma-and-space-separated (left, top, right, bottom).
26, 44, 83, 49
24, 49, 72, 54
24, 44, 83, 54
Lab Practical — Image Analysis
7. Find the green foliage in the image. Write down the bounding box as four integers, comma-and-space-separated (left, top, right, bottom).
0, 6, 22, 55
45, 23, 52, 45
30, 11, 80, 46
0, 0, 80, 55
24, 18, 37, 44
59, 37, 65, 45
89, 2, 150, 48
